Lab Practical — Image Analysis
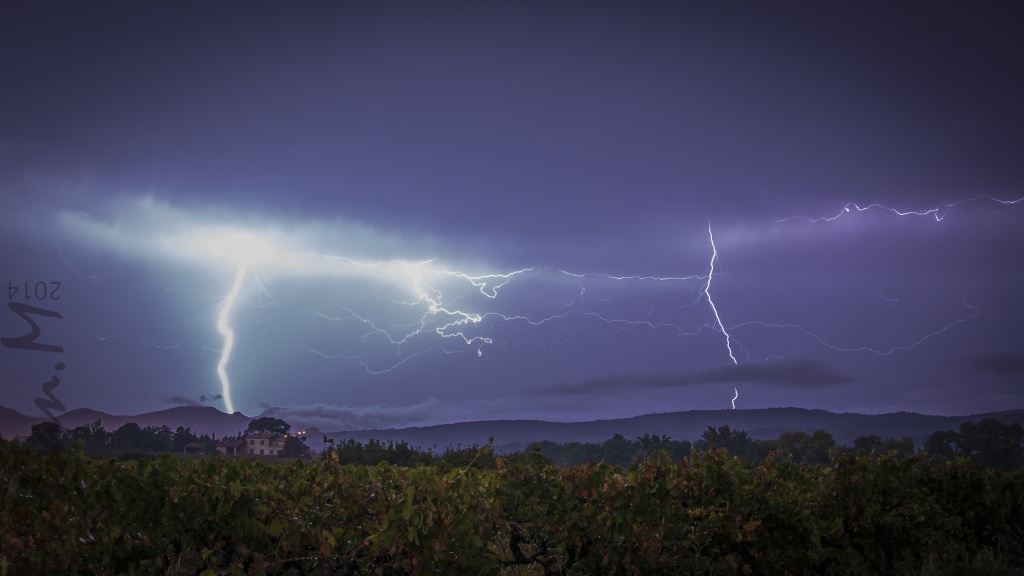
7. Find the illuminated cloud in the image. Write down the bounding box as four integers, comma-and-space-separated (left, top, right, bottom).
2, 2, 1022, 423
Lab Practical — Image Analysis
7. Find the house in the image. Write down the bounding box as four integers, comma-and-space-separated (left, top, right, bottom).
245, 432, 286, 456
183, 442, 206, 454
213, 432, 311, 458
215, 438, 247, 456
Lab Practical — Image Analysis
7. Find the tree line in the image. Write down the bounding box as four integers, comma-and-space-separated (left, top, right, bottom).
21, 419, 217, 457
542, 418, 1018, 471
19, 415, 304, 459
17, 415, 1024, 470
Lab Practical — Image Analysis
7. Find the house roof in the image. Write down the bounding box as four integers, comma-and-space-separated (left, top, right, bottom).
216, 438, 247, 447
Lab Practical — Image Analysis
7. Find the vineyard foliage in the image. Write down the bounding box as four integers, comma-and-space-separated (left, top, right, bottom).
2, 439, 1023, 575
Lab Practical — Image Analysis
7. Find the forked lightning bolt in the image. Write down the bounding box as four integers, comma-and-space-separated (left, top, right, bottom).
193, 194, 1004, 413
207, 233, 273, 414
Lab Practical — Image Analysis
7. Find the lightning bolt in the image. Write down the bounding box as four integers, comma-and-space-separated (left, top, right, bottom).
205, 233, 273, 413
704, 223, 737, 365
774, 194, 1023, 223
55, 238, 99, 281
193, 199, 1001, 413
60, 194, 1015, 418
731, 194, 1015, 364
215, 264, 248, 414
878, 293, 900, 311
731, 387, 738, 410
729, 310, 979, 358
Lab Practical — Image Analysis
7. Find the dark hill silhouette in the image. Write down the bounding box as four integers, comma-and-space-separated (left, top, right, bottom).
3, 405, 1022, 453
0, 405, 39, 439
324, 408, 1024, 453
0, 405, 252, 439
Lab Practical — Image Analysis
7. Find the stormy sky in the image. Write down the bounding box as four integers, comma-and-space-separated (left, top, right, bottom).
2, 2, 1022, 430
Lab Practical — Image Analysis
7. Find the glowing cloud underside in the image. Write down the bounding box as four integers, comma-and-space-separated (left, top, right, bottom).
55, 194, 1021, 415
207, 233, 273, 413
206, 233, 273, 265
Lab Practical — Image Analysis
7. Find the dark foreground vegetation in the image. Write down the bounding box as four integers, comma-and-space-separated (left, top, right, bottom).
3, 428, 1024, 576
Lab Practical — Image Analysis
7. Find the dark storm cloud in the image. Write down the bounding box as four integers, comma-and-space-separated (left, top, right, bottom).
1, 2, 1023, 422
960, 353, 1024, 376
163, 393, 223, 407
539, 360, 852, 396
256, 401, 442, 431
689, 361, 854, 387
163, 395, 202, 407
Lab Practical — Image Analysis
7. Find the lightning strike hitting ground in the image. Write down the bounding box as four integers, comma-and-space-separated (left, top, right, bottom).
215, 265, 247, 413
207, 233, 274, 413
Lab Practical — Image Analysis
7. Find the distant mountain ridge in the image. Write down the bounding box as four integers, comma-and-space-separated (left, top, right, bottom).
4, 405, 1022, 453
0, 405, 252, 439
324, 408, 1024, 453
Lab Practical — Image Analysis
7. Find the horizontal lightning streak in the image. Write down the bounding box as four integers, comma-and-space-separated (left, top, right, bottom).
295, 346, 430, 374
775, 195, 1024, 224
728, 312, 980, 357
195, 205, 995, 410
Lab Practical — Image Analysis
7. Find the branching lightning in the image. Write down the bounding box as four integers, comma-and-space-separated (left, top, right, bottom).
54, 189, 1018, 419
774, 194, 1023, 223
148, 193, 1011, 414
879, 293, 900, 311
729, 310, 979, 358
735, 194, 1018, 364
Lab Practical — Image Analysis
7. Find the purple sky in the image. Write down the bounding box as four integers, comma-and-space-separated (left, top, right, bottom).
2, 2, 1022, 431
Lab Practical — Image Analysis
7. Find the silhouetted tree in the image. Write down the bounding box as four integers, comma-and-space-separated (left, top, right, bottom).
959, 419, 1024, 470
695, 425, 754, 461
924, 430, 959, 461
29, 421, 63, 453
778, 429, 836, 465
281, 434, 309, 458
63, 419, 108, 451
853, 434, 914, 458
141, 425, 173, 452
925, 419, 1024, 470
110, 422, 142, 451
246, 417, 291, 436
172, 426, 197, 452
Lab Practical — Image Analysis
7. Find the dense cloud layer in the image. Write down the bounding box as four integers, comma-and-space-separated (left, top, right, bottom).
2, 3, 1022, 428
